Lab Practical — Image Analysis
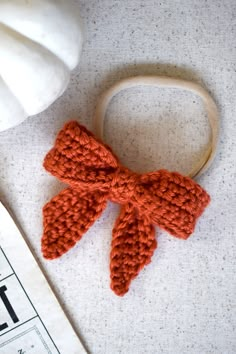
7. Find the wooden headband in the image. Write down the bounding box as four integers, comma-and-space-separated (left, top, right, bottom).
93, 76, 219, 178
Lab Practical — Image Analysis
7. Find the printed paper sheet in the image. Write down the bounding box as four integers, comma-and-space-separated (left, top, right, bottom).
0, 202, 86, 354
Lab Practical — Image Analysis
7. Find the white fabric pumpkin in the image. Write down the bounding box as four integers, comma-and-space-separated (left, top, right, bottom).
0, 0, 83, 132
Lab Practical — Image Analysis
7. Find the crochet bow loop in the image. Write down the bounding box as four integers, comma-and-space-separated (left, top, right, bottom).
138, 170, 210, 239
43, 121, 119, 192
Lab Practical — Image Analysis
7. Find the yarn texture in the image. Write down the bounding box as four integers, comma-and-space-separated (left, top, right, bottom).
42, 121, 210, 296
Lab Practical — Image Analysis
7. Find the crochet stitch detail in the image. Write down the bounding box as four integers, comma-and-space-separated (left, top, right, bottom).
42, 121, 210, 296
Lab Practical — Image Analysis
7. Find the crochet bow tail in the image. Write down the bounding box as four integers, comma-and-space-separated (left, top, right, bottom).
110, 203, 157, 296
42, 187, 107, 259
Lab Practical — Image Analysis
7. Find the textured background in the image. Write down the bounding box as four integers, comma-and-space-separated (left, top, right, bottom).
0, 1, 236, 353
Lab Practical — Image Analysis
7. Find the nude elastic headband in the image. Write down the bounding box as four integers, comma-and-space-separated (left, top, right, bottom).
93, 76, 219, 178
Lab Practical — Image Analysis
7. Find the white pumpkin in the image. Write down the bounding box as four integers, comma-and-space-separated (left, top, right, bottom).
0, 0, 84, 132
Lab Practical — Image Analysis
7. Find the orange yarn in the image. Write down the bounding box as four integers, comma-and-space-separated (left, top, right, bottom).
42, 121, 210, 296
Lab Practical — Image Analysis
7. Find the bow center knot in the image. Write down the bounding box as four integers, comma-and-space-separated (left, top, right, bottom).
109, 166, 139, 204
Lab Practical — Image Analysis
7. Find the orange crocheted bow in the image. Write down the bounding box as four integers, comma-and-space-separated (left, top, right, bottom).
42, 121, 210, 296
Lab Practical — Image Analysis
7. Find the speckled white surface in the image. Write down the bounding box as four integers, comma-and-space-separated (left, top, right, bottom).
0, 1, 236, 353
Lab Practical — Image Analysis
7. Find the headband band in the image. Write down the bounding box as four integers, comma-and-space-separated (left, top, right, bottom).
93, 76, 219, 178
